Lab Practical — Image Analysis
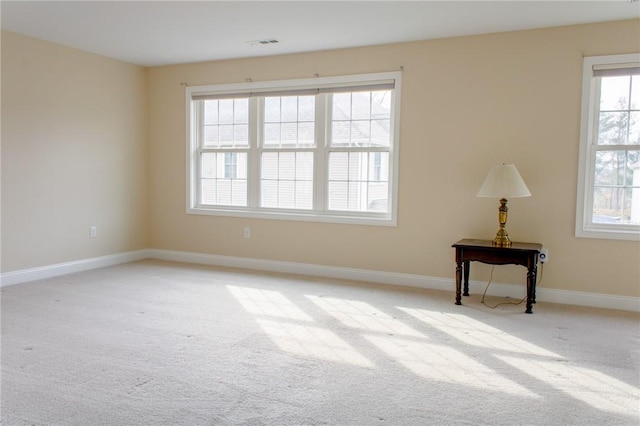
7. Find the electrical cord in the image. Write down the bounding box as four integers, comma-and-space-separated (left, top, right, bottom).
480, 263, 545, 309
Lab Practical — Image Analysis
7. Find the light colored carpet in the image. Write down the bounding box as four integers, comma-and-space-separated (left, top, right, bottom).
1, 259, 639, 425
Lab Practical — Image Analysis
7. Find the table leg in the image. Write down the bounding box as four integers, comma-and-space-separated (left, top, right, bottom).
463, 261, 470, 297
531, 263, 538, 304
526, 266, 535, 314
455, 260, 462, 305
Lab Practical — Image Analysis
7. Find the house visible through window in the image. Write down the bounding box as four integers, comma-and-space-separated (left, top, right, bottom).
187, 72, 401, 225
576, 54, 640, 240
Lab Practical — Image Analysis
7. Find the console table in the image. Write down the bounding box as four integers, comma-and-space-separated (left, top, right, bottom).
452, 239, 542, 313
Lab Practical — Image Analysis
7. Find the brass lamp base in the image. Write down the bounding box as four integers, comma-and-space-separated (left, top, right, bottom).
492, 230, 512, 248
492, 198, 512, 248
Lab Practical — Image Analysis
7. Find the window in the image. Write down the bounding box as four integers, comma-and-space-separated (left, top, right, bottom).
187, 72, 401, 225
576, 54, 640, 240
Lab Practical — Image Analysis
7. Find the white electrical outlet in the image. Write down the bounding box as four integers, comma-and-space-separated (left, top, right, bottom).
243, 227, 251, 239
90, 226, 97, 238
539, 248, 548, 263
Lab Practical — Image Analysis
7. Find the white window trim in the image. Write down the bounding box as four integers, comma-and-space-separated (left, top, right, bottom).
185, 72, 402, 226
576, 53, 640, 241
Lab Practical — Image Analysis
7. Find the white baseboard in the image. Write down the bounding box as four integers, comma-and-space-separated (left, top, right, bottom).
2, 248, 638, 313
148, 249, 452, 290
0, 249, 151, 287
148, 249, 640, 313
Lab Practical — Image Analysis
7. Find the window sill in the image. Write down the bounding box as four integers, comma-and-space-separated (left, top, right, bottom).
187, 206, 397, 227
576, 225, 640, 241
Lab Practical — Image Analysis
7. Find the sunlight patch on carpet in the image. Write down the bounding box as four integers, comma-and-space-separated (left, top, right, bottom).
227, 285, 313, 321
307, 296, 425, 338
498, 355, 640, 417
399, 308, 560, 357
364, 334, 539, 397
256, 319, 374, 368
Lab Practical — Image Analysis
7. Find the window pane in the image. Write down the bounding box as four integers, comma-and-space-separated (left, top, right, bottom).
295, 181, 313, 209
281, 123, 298, 145
204, 102, 218, 125
263, 96, 315, 147
264, 123, 281, 145
262, 152, 278, 179
333, 93, 351, 120
371, 120, 390, 147
600, 76, 630, 111
204, 126, 219, 145
231, 179, 247, 206
328, 181, 348, 210
328, 152, 389, 213
281, 96, 298, 122
278, 180, 295, 209
201, 153, 217, 178
298, 96, 315, 121
329, 152, 348, 180
298, 122, 315, 145
592, 149, 640, 225
201, 179, 216, 205
331, 90, 391, 147
234, 99, 249, 123
260, 152, 314, 210
332, 121, 351, 145
596, 74, 639, 146
265, 97, 281, 122
261, 180, 278, 208
598, 112, 630, 145
594, 151, 627, 186
371, 90, 392, 119
352, 92, 371, 120
200, 152, 247, 206
235, 124, 249, 144
220, 125, 234, 145
278, 152, 295, 180
350, 120, 371, 146
219, 99, 234, 124
202, 99, 249, 148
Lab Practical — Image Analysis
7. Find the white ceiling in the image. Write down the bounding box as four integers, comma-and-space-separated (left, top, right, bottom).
1, 1, 639, 67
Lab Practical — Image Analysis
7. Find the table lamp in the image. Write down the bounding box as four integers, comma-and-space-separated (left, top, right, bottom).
477, 163, 531, 247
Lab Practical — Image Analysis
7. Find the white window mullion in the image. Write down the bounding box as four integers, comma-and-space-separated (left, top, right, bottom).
315, 94, 328, 212
248, 97, 260, 208
194, 101, 204, 208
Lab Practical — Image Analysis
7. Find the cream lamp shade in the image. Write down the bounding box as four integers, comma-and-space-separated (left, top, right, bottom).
477, 163, 531, 198
477, 164, 531, 247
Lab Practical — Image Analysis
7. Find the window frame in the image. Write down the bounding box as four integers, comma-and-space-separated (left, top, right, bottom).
576, 53, 640, 241
186, 72, 402, 226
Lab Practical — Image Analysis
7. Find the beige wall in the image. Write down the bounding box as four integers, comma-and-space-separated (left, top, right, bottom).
2, 21, 638, 299
1, 31, 149, 271
148, 20, 640, 298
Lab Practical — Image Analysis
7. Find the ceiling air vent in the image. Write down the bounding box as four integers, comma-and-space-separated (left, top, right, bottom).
247, 38, 280, 46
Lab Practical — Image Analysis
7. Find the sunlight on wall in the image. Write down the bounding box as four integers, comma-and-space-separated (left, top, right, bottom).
307, 296, 425, 338
498, 355, 640, 416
